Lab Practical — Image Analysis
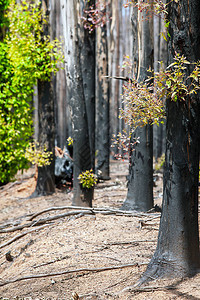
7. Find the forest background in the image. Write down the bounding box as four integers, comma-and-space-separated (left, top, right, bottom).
0, 0, 200, 298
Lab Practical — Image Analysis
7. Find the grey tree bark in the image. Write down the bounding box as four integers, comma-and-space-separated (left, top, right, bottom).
51, 0, 67, 149
121, 4, 154, 211
96, 0, 110, 179
153, 10, 167, 161
142, 0, 200, 280
61, 0, 95, 207
108, 0, 132, 159
32, 0, 55, 197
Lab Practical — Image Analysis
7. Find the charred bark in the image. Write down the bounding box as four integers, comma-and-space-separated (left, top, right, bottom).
51, 0, 67, 149
96, 1, 110, 179
32, 80, 55, 197
141, 0, 200, 280
61, 0, 95, 207
121, 4, 154, 211
32, 0, 55, 197
153, 11, 167, 161
122, 126, 153, 211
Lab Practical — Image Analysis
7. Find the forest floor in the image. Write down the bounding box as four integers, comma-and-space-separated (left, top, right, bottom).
0, 159, 199, 300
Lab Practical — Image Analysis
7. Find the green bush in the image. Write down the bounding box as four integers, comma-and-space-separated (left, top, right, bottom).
0, 0, 63, 185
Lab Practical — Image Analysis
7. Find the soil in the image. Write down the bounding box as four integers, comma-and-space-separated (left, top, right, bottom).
0, 160, 199, 300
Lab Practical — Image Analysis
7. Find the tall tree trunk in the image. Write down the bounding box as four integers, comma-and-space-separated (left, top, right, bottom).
32, 0, 55, 197
109, 0, 120, 159
52, 0, 67, 149
61, 0, 95, 207
142, 0, 200, 280
121, 3, 154, 211
153, 10, 167, 161
96, 0, 110, 179
80, 1, 95, 171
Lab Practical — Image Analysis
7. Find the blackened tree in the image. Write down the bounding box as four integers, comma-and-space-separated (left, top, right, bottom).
61, 0, 95, 207
121, 2, 154, 211
96, 0, 110, 180
141, 0, 200, 280
32, 0, 55, 197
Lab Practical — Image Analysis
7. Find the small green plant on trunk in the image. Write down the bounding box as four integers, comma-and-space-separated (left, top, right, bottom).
78, 169, 97, 189
67, 136, 73, 146
120, 53, 200, 129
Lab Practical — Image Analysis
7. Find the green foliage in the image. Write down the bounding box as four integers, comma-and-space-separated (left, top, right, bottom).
123, 0, 168, 17
25, 141, 52, 167
161, 53, 200, 101
67, 136, 74, 146
78, 169, 97, 189
0, 0, 10, 37
120, 53, 200, 129
155, 153, 165, 171
0, 0, 63, 184
6, 0, 63, 82
120, 77, 165, 128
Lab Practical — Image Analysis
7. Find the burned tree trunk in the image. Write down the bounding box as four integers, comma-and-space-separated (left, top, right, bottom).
32, 0, 55, 197
121, 3, 154, 211
61, 0, 95, 207
96, 0, 110, 179
153, 11, 167, 161
142, 0, 200, 280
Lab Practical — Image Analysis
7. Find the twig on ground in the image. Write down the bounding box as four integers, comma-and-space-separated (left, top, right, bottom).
0, 210, 92, 233
106, 240, 156, 246
0, 262, 147, 287
28, 206, 94, 221
122, 285, 176, 294
28, 205, 159, 221
91, 255, 122, 263
0, 175, 34, 193
104, 272, 134, 291
33, 254, 71, 269
0, 206, 160, 234
140, 215, 161, 223
0, 224, 50, 250
0, 181, 21, 192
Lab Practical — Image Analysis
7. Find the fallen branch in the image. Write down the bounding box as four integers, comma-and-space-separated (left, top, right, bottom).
106, 239, 156, 246
28, 206, 95, 221
0, 207, 160, 234
33, 254, 70, 269
0, 175, 34, 192
122, 285, 176, 294
0, 181, 21, 193
0, 262, 148, 287
0, 224, 50, 250
28, 205, 159, 221
0, 210, 93, 233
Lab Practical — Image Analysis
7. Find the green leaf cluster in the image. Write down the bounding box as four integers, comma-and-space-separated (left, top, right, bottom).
120, 53, 200, 129
67, 136, 73, 146
0, 0, 63, 185
25, 141, 52, 168
120, 75, 166, 128
78, 169, 97, 189
163, 53, 200, 101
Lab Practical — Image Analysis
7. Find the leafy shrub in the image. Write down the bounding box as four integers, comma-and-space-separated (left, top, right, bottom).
0, 0, 63, 185
78, 169, 97, 189
120, 53, 200, 129
25, 141, 52, 168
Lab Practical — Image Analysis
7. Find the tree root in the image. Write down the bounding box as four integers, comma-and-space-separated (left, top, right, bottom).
0, 262, 145, 287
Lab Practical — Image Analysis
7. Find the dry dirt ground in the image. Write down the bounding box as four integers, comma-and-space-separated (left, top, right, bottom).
0, 160, 199, 299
